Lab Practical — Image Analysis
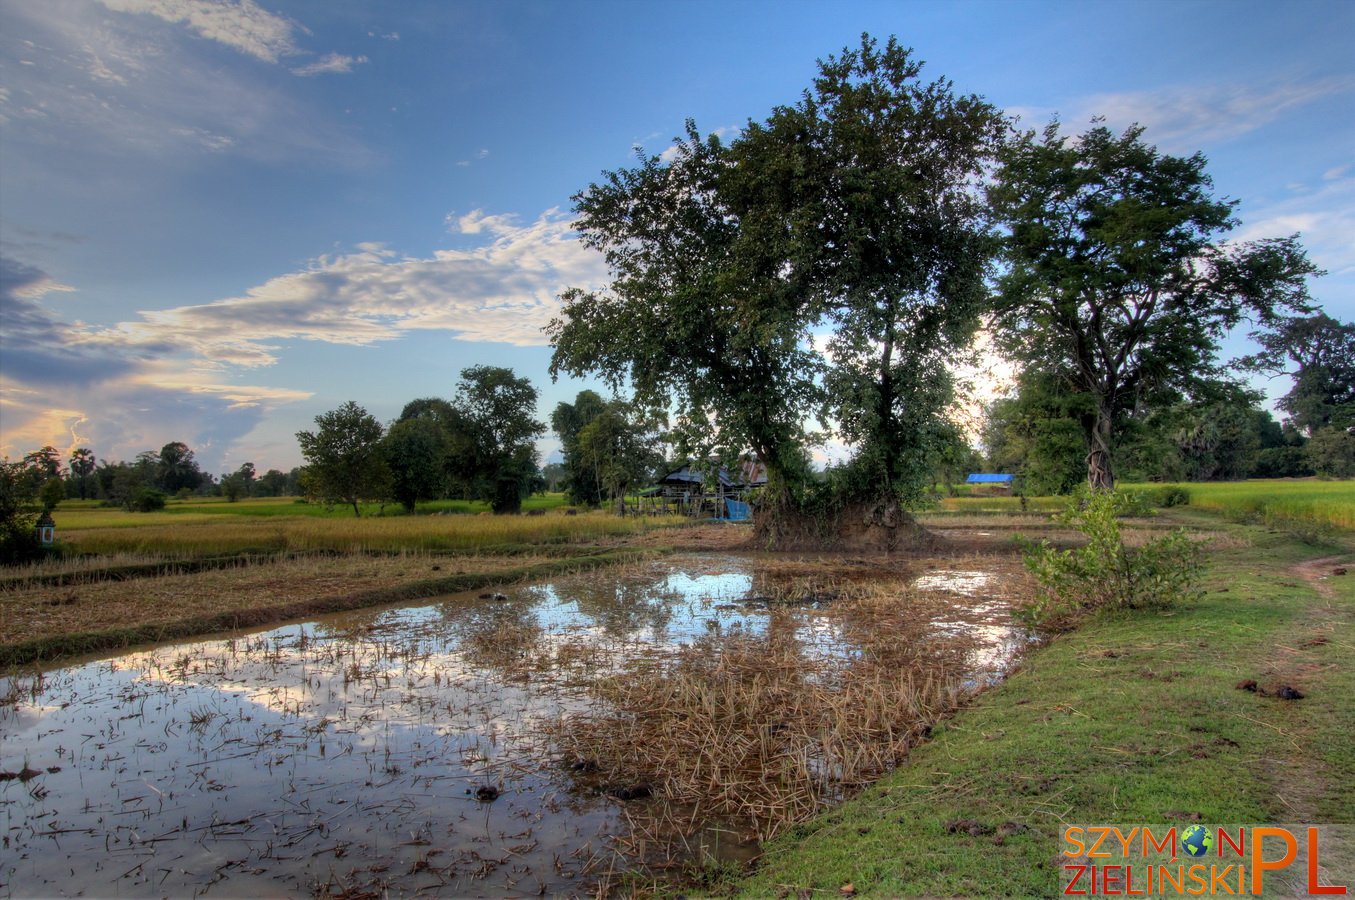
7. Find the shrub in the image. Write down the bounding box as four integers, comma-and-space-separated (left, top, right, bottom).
1062, 483, 1154, 518
1018, 490, 1203, 629
129, 488, 169, 512
1155, 485, 1191, 508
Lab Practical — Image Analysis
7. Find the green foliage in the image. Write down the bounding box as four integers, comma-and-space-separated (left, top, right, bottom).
0, 460, 44, 564
157, 441, 205, 494
39, 476, 66, 511
1306, 428, 1355, 478
295, 401, 392, 517
449, 366, 546, 514
549, 119, 823, 513
22, 446, 63, 481
128, 487, 168, 512
1251, 445, 1313, 478
1154, 485, 1191, 507
1242, 313, 1355, 435
573, 399, 665, 515
382, 417, 448, 512
551, 390, 609, 506
990, 120, 1318, 490
1018, 491, 1203, 628
982, 374, 1091, 496
219, 473, 245, 502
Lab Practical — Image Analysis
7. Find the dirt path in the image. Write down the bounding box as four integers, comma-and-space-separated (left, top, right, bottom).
1256, 552, 1355, 889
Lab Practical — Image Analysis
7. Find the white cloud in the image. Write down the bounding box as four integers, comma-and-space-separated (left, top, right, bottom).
1232, 174, 1355, 288
0, 1, 369, 165
0, 256, 310, 467
94, 0, 299, 63
0, 210, 607, 467
1009, 76, 1355, 151
291, 52, 369, 77
86, 209, 608, 369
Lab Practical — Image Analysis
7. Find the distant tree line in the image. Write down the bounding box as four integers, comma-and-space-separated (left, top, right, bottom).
296, 377, 673, 519
297, 366, 553, 516
0, 442, 303, 561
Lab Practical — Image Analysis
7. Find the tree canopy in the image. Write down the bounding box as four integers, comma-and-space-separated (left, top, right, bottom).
450, 366, 545, 514
551, 34, 1003, 544
1242, 313, 1355, 435
296, 401, 390, 516
989, 120, 1319, 490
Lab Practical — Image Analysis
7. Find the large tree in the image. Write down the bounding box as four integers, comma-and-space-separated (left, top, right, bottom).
1241, 313, 1355, 435
551, 390, 609, 506
552, 35, 1001, 546
574, 398, 665, 515
382, 416, 448, 512
450, 366, 545, 514
157, 441, 204, 494
746, 35, 1003, 531
989, 121, 1319, 490
296, 401, 390, 516
22, 446, 63, 482
549, 123, 825, 529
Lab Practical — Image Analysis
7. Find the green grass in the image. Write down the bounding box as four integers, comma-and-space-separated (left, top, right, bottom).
737, 512, 1354, 897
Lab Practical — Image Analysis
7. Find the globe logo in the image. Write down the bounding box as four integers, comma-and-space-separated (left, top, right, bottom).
1181, 824, 1213, 858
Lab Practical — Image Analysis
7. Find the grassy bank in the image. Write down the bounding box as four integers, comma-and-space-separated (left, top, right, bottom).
0, 547, 659, 667
737, 511, 1354, 896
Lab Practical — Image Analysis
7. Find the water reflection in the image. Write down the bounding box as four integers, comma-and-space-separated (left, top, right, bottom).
0, 554, 1024, 897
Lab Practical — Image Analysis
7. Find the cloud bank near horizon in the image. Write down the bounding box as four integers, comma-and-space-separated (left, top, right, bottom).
0, 210, 607, 469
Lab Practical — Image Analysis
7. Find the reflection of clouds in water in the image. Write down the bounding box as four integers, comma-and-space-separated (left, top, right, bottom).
914, 570, 994, 596
914, 570, 1027, 680
3, 553, 1026, 897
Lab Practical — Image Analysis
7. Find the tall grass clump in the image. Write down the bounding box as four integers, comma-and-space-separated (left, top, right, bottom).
551, 591, 973, 845
1018, 490, 1203, 629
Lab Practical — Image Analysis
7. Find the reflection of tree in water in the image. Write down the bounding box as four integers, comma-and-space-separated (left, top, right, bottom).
451, 599, 546, 675
555, 577, 675, 638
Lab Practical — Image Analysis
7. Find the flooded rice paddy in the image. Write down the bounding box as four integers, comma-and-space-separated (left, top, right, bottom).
1, 554, 1027, 897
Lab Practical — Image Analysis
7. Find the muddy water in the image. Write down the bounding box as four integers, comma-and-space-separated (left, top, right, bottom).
1, 555, 1024, 897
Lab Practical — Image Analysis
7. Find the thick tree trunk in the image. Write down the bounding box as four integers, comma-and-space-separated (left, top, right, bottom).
1086, 407, 1116, 492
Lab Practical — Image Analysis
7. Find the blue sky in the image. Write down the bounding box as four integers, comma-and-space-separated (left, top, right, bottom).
2, 0, 1352, 474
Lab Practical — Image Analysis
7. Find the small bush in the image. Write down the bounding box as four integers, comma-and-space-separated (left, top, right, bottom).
1060, 484, 1154, 519
1155, 485, 1191, 508
128, 488, 169, 513
1018, 490, 1203, 629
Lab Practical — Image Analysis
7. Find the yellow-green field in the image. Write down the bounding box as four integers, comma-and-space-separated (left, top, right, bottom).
40, 496, 683, 559
1132, 479, 1355, 532
931, 480, 1353, 534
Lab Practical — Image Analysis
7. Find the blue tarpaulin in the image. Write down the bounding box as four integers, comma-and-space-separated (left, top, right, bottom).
965, 473, 1014, 484
724, 499, 752, 521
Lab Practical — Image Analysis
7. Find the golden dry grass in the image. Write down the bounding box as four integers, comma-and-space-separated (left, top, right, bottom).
547, 577, 997, 848
55, 509, 686, 557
